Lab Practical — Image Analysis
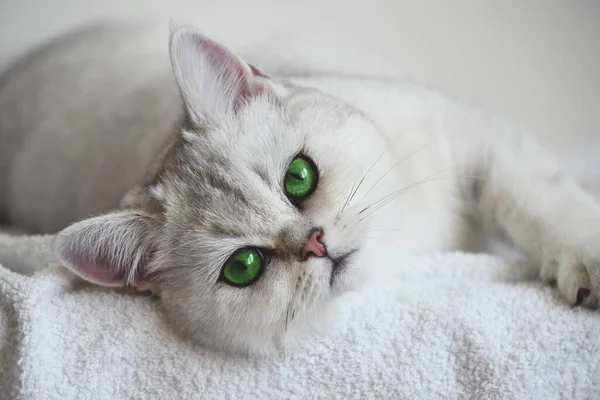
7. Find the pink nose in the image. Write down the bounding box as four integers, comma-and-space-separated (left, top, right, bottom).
301, 229, 327, 260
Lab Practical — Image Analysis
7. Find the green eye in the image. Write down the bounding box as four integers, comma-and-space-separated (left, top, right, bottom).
222, 248, 264, 287
284, 156, 318, 200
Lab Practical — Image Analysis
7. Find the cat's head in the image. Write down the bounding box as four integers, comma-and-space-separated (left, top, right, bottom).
54, 27, 396, 354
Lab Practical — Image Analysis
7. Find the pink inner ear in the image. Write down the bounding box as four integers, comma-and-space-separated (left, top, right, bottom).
198, 37, 265, 103
67, 253, 127, 287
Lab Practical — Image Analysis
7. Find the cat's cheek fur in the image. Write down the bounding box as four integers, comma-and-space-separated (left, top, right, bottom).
156, 261, 335, 355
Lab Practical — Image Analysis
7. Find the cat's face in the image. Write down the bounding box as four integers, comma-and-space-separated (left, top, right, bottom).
55, 27, 396, 354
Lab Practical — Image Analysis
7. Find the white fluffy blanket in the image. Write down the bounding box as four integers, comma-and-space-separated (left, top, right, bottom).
1, 232, 599, 399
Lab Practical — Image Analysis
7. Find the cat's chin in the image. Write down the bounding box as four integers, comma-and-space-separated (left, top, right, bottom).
184, 289, 364, 357
219, 274, 367, 357
266, 294, 349, 355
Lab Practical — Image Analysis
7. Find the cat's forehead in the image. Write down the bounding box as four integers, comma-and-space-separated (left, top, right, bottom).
179, 91, 355, 155
153, 92, 362, 233
157, 139, 293, 233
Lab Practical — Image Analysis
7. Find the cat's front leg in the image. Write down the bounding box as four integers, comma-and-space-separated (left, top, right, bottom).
462, 122, 600, 308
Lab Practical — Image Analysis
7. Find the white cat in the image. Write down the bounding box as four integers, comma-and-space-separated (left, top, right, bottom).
1, 22, 599, 355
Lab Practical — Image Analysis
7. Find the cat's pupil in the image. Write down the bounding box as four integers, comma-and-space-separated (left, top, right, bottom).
234, 260, 248, 271
289, 172, 304, 180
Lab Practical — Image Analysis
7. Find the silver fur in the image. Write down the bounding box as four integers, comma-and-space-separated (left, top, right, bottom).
2, 22, 600, 355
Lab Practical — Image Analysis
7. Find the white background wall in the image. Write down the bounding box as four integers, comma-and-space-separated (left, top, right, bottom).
1, 0, 599, 155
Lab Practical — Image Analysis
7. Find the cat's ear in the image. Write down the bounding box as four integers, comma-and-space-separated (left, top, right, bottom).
169, 27, 280, 124
54, 211, 158, 293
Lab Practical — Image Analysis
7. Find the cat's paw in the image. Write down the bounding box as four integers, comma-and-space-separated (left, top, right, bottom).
541, 249, 600, 308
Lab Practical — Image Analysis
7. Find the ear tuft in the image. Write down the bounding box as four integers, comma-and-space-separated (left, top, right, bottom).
168, 27, 271, 124
55, 211, 157, 290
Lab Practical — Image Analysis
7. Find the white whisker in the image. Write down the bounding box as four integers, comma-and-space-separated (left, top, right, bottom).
357, 134, 465, 204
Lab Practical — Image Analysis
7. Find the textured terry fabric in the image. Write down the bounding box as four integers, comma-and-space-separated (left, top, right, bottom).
0, 232, 599, 400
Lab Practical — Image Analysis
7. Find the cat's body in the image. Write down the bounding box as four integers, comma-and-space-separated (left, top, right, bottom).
1, 22, 599, 355
0, 23, 182, 233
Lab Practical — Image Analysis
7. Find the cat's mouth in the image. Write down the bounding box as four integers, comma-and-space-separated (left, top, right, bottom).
328, 249, 358, 286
